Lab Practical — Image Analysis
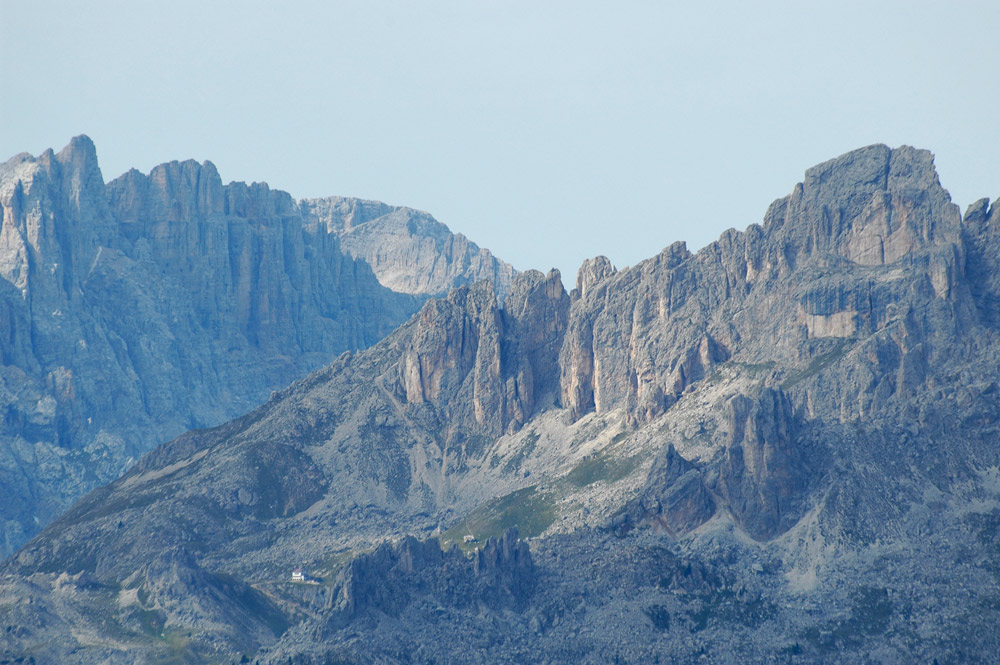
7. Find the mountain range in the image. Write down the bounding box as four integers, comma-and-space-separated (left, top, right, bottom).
0, 136, 512, 559
2, 142, 1000, 664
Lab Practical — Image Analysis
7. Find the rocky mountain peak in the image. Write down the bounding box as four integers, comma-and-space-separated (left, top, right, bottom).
1, 133, 111, 300
302, 196, 516, 298
54, 134, 102, 180
964, 196, 999, 230
964, 197, 992, 225
573, 255, 616, 300
505, 268, 565, 317
764, 144, 960, 269
799, 143, 894, 213
37, 134, 109, 227
303, 196, 395, 232
151, 159, 225, 219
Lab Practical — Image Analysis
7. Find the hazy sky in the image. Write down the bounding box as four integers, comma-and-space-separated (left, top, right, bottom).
2, 1, 998, 282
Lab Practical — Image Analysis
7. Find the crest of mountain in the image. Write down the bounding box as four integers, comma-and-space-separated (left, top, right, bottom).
0, 136, 510, 560
301, 196, 516, 298
3, 144, 1000, 664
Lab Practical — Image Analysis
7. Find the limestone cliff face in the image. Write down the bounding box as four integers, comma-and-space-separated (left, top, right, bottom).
559, 144, 970, 427
616, 388, 809, 542
711, 388, 808, 541
302, 196, 516, 298
559, 242, 732, 425
397, 269, 569, 436
105, 161, 395, 355
0, 137, 516, 558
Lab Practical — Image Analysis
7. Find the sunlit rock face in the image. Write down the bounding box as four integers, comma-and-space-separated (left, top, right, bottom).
302, 195, 516, 298
399, 269, 569, 436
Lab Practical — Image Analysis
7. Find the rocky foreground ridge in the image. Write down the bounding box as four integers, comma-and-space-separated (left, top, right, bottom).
3, 144, 1000, 664
0, 136, 511, 559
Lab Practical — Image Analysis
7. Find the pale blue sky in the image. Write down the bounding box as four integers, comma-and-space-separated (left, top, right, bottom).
2, 1, 998, 282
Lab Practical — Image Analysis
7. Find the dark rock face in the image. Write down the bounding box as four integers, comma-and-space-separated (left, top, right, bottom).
323, 528, 533, 626
619, 387, 810, 542
711, 388, 808, 540
962, 196, 1000, 325
472, 527, 535, 601
613, 444, 716, 536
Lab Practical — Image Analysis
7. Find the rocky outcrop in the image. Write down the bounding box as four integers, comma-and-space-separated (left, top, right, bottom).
962, 196, 1000, 325
710, 388, 808, 540
559, 242, 732, 425
130, 546, 287, 649
572, 255, 616, 299
612, 444, 716, 536
398, 269, 569, 436
302, 196, 516, 298
615, 389, 810, 542
324, 528, 534, 626
473, 527, 535, 601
